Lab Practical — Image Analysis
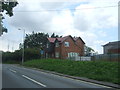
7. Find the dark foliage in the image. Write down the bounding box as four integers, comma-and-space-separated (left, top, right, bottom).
0, 0, 18, 36
51, 33, 62, 38
24, 32, 49, 49
2, 48, 41, 63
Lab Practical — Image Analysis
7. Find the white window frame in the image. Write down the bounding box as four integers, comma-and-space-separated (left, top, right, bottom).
68, 52, 79, 57
64, 42, 69, 47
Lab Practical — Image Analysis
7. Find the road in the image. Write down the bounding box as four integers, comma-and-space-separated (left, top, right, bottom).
2, 64, 112, 88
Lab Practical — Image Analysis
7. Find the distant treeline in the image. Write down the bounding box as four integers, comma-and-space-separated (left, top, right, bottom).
2, 48, 41, 63
2, 32, 61, 63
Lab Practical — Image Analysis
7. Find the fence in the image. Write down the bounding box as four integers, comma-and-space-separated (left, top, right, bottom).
68, 56, 91, 61
91, 54, 120, 61
68, 54, 120, 61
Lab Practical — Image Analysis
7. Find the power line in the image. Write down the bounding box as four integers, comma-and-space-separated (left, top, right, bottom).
13, 5, 119, 12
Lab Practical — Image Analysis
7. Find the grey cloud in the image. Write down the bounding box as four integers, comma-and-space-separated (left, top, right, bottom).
39, 2, 66, 10
5, 11, 56, 33
4, 1, 65, 34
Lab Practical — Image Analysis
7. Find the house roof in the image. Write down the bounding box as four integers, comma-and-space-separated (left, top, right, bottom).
48, 36, 70, 43
103, 41, 120, 46
47, 38, 56, 43
58, 35, 71, 43
56, 38, 63, 41
73, 37, 85, 44
48, 35, 85, 44
103, 41, 120, 49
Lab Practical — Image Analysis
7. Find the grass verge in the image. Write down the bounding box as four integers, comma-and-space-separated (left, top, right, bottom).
23, 59, 119, 84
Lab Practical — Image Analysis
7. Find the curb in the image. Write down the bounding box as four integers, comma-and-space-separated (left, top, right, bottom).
16, 65, 120, 89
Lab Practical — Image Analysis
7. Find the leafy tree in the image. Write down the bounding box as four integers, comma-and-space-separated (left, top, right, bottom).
2, 48, 41, 62
51, 33, 62, 38
0, 0, 18, 36
23, 32, 49, 49
24, 48, 40, 61
19, 32, 62, 50
51, 33, 55, 38
84, 46, 95, 56
19, 43, 23, 49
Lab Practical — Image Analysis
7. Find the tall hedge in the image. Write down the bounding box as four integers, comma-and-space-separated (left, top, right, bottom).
2, 48, 41, 62
24, 48, 41, 61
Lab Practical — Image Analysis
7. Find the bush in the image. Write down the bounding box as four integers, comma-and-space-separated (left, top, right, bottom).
24, 48, 41, 61
2, 50, 22, 63
2, 48, 41, 63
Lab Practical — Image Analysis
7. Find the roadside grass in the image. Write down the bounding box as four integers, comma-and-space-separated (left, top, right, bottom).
23, 59, 119, 84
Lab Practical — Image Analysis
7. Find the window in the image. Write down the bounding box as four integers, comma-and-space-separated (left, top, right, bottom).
68, 52, 79, 57
68, 53, 70, 57
68, 53, 72, 57
64, 42, 69, 47
68, 52, 72, 57
55, 52, 59, 58
55, 42, 59, 47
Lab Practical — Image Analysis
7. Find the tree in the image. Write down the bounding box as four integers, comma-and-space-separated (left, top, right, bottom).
51, 33, 62, 38
2, 48, 41, 62
51, 33, 55, 38
22, 32, 62, 49
19, 43, 23, 49
0, 0, 18, 36
84, 46, 95, 56
23, 32, 49, 49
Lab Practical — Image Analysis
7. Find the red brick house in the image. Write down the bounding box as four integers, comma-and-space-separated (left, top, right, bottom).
45, 35, 85, 59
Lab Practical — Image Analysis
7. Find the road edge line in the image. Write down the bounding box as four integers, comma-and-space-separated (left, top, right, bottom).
22, 75, 46, 87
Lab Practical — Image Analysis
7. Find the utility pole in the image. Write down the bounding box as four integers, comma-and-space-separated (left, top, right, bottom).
12, 43, 14, 52
18, 28, 25, 65
7, 41, 9, 52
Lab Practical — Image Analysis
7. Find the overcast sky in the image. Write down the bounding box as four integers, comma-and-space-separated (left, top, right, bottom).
0, 0, 118, 54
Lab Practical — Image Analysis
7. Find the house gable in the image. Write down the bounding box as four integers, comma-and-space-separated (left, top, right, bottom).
60, 36, 83, 59
46, 35, 85, 59
47, 37, 56, 43
75, 37, 85, 44
75, 38, 85, 55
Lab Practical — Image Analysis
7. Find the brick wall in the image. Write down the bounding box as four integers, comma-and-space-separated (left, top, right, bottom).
108, 48, 120, 54
55, 42, 61, 58
55, 37, 84, 59
75, 39, 84, 55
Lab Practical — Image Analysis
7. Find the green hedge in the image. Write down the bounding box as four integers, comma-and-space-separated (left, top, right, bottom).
2, 48, 41, 62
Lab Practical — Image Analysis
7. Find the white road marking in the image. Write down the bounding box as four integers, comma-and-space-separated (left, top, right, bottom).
11, 65, 113, 88
9, 69, 16, 73
22, 75, 46, 87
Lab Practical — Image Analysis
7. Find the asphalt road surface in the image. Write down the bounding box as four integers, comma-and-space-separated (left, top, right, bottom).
2, 64, 113, 88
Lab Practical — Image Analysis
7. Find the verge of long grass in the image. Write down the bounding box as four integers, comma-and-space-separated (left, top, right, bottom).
23, 59, 119, 84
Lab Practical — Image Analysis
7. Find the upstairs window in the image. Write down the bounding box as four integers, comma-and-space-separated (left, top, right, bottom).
64, 42, 69, 47
55, 42, 59, 47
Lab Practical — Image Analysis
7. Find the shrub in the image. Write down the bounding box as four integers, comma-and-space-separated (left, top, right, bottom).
2, 48, 41, 62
